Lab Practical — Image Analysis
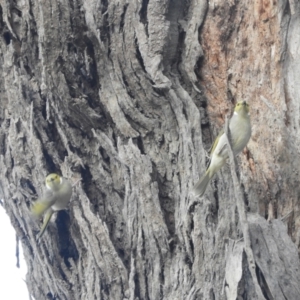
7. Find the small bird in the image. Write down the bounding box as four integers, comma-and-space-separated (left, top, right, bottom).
31, 173, 72, 240
192, 101, 251, 197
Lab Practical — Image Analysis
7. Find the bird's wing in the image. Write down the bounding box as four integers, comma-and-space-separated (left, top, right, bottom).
209, 129, 224, 156
31, 189, 56, 217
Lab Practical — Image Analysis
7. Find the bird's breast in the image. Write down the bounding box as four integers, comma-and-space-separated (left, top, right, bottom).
230, 117, 251, 154
52, 181, 72, 211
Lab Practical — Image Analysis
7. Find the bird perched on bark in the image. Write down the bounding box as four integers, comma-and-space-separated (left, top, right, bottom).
31, 173, 72, 240
192, 101, 251, 197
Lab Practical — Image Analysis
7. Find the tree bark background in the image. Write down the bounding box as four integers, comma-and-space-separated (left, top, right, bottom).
1, 0, 300, 299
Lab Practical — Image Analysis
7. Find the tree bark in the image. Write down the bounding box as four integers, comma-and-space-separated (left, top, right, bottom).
1, 0, 300, 299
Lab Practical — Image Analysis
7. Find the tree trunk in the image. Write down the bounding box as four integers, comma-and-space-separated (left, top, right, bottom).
1, 0, 300, 299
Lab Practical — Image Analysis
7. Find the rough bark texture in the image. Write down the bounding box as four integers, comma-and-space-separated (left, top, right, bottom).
1, 0, 300, 299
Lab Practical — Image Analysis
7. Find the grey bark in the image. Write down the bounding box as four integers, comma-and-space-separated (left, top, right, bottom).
1, 0, 300, 299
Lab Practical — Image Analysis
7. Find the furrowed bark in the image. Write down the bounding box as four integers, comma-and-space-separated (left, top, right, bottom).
1, 0, 300, 299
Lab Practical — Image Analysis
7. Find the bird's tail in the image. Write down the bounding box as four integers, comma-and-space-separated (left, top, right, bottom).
192, 169, 214, 197
37, 209, 54, 241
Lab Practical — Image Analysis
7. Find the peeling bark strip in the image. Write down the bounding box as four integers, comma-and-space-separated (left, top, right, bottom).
224, 117, 266, 300
1, 0, 300, 299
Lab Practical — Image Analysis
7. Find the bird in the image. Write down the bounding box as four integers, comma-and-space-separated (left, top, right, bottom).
192, 101, 251, 197
31, 173, 72, 240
